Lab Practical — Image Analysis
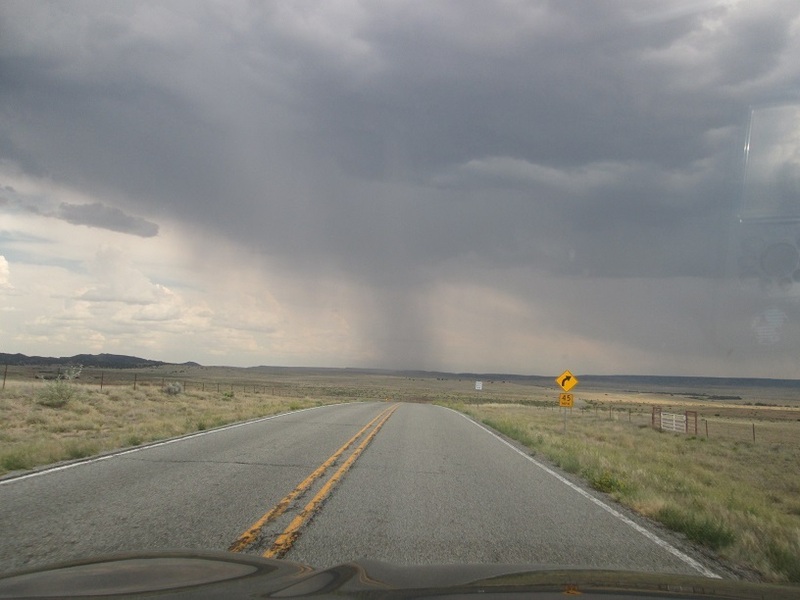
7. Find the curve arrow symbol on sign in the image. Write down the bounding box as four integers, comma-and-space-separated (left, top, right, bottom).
556, 370, 578, 392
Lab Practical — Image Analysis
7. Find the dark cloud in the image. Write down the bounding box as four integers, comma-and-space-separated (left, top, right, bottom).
56, 202, 159, 237
1, 0, 799, 372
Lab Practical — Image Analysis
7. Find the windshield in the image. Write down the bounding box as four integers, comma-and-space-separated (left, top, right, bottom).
1, 0, 799, 590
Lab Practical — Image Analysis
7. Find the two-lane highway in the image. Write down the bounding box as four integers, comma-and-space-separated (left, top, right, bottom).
0, 402, 390, 573
0, 402, 717, 577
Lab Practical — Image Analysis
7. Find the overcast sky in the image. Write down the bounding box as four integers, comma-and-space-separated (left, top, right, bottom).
2, 1, 800, 377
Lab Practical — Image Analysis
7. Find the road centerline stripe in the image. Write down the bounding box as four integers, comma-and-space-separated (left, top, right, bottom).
228, 404, 397, 553
263, 404, 399, 558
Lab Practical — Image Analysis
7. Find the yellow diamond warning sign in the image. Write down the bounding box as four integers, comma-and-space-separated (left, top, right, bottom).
556, 370, 578, 392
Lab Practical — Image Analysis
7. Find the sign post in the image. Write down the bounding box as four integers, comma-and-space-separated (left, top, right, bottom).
555, 370, 579, 433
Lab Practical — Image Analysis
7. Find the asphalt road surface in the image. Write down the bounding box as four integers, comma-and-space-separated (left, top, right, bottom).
0, 402, 718, 577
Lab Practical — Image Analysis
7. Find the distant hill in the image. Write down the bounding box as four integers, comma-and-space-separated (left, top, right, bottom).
0, 353, 200, 369
3, 354, 798, 390
241, 365, 798, 388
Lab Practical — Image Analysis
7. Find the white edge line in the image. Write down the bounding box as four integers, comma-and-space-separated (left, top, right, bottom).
0, 403, 342, 487
444, 407, 720, 580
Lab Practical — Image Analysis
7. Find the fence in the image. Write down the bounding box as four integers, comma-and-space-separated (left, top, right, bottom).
547, 401, 800, 448
660, 411, 686, 433
545, 396, 800, 446
1, 364, 395, 402
650, 406, 698, 434
0, 365, 297, 397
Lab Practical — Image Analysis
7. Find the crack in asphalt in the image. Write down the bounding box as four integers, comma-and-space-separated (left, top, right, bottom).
119, 456, 316, 468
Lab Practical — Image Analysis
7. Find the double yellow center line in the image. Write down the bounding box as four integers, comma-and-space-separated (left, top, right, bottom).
228, 404, 398, 558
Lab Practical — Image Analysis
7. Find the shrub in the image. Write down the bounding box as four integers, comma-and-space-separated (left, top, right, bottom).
556, 453, 581, 474
162, 382, 183, 395
64, 441, 98, 460
127, 434, 143, 447
37, 365, 82, 408
482, 417, 540, 448
587, 469, 627, 494
656, 505, 735, 550
768, 541, 800, 583
1, 451, 32, 472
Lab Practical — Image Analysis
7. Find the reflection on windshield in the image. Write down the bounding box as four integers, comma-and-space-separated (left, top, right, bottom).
714, 102, 800, 362
741, 105, 800, 221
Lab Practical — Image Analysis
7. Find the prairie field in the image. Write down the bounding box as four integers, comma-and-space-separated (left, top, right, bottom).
0, 364, 401, 475
1, 365, 799, 583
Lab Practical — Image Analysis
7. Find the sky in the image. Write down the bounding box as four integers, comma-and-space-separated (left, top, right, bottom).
2, 1, 800, 377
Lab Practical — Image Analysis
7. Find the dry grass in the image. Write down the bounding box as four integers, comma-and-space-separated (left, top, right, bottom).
0, 380, 343, 475
3, 367, 799, 583
0, 370, 531, 477
448, 401, 800, 584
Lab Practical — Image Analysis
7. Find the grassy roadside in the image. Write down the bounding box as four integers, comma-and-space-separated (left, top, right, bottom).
442, 401, 800, 584
3, 369, 799, 584
0, 381, 340, 476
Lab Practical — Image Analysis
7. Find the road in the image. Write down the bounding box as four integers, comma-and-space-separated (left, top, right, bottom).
0, 402, 717, 576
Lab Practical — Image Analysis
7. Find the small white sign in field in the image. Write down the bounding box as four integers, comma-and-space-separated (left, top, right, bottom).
475, 381, 483, 391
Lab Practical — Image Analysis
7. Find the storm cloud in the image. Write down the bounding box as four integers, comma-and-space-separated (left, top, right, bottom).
1, 1, 799, 375
57, 202, 159, 237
